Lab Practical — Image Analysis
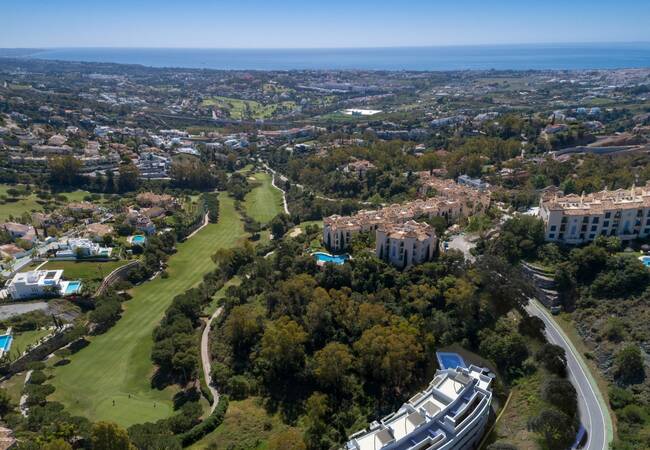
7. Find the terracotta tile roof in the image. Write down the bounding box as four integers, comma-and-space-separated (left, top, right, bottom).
541, 182, 650, 215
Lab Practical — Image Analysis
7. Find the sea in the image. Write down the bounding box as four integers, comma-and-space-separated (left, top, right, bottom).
12, 43, 650, 71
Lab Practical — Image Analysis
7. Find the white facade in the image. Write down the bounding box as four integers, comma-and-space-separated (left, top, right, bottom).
346, 365, 493, 450
540, 185, 650, 244
6, 270, 64, 300
55, 238, 113, 259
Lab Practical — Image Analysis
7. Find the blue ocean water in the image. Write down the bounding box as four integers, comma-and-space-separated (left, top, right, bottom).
21, 43, 650, 71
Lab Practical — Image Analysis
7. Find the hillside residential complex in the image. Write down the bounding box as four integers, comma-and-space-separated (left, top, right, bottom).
376, 220, 437, 268
324, 175, 490, 255
539, 183, 650, 244
346, 365, 493, 450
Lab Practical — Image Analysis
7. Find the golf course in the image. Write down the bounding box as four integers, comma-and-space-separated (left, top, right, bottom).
244, 172, 284, 225
0, 184, 93, 222
49, 194, 246, 427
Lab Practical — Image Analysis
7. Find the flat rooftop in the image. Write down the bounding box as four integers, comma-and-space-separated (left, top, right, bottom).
347, 365, 493, 450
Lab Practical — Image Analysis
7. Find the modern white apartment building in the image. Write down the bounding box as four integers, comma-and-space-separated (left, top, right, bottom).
6, 270, 81, 300
54, 238, 113, 259
346, 365, 493, 450
376, 220, 437, 268
539, 184, 650, 244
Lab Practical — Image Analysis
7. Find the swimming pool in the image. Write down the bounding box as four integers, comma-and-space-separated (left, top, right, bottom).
131, 235, 146, 245
436, 352, 467, 370
0, 335, 13, 353
64, 281, 82, 295
639, 256, 650, 267
313, 252, 349, 265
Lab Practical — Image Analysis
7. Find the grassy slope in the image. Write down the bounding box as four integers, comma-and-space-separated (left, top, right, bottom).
188, 397, 297, 450
0, 371, 26, 404
49, 194, 245, 427
244, 172, 283, 225
0, 184, 91, 222
492, 372, 544, 450
42, 260, 129, 283
9, 329, 51, 360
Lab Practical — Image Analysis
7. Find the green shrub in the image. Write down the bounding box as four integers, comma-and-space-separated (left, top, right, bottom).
179, 395, 229, 446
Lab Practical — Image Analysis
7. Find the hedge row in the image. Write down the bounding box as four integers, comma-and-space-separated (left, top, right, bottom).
179, 395, 229, 446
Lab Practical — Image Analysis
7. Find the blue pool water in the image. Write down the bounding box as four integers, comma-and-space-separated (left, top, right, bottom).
0, 335, 13, 352
639, 256, 650, 267
437, 352, 467, 370
313, 252, 349, 265
65, 281, 82, 295
131, 235, 146, 245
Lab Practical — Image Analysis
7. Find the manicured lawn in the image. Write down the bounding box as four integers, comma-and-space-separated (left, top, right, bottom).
200, 96, 295, 120
8, 328, 52, 360
188, 397, 299, 450
49, 194, 246, 427
0, 184, 93, 222
42, 260, 129, 283
236, 164, 254, 174
0, 184, 45, 222
0, 371, 27, 404
244, 172, 283, 225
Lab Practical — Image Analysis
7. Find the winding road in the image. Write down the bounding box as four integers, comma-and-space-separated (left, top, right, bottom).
200, 306, 222, 413
525, 299, 613, 450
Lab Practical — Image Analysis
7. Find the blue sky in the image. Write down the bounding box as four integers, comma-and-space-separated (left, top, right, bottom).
2, 0, 650, 48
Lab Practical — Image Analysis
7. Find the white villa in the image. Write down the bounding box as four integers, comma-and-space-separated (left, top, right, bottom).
376, 220, 437, 268
346, 365, 493, 450
539, 183, 650, 244
55, 238, 113, 259
6, 270, 82, 300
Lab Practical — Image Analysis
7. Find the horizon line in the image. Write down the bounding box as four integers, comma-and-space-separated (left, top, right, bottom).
3, 40, 650, 51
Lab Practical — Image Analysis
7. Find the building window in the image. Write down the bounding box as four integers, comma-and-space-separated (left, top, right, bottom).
605, 212, 611, 219
550, 225, 557, 231
603, 221, 609, 227
591, 225, 597, 232
589, 234, 595, 239
592, 217, 599, 224
645, 228, 650, 234
549, 233, 555, 238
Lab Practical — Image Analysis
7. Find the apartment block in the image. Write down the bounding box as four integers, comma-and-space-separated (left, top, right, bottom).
346, 365, 493, 450
539, 183, 650, 244
376, 220, 437, 268
324, 176, 489, 253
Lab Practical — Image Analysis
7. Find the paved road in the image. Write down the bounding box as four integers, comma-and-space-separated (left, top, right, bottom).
525, 299, 613, 450
446, 233, 476, 262
0, 302, 49, 320
200, 306, 222, 413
